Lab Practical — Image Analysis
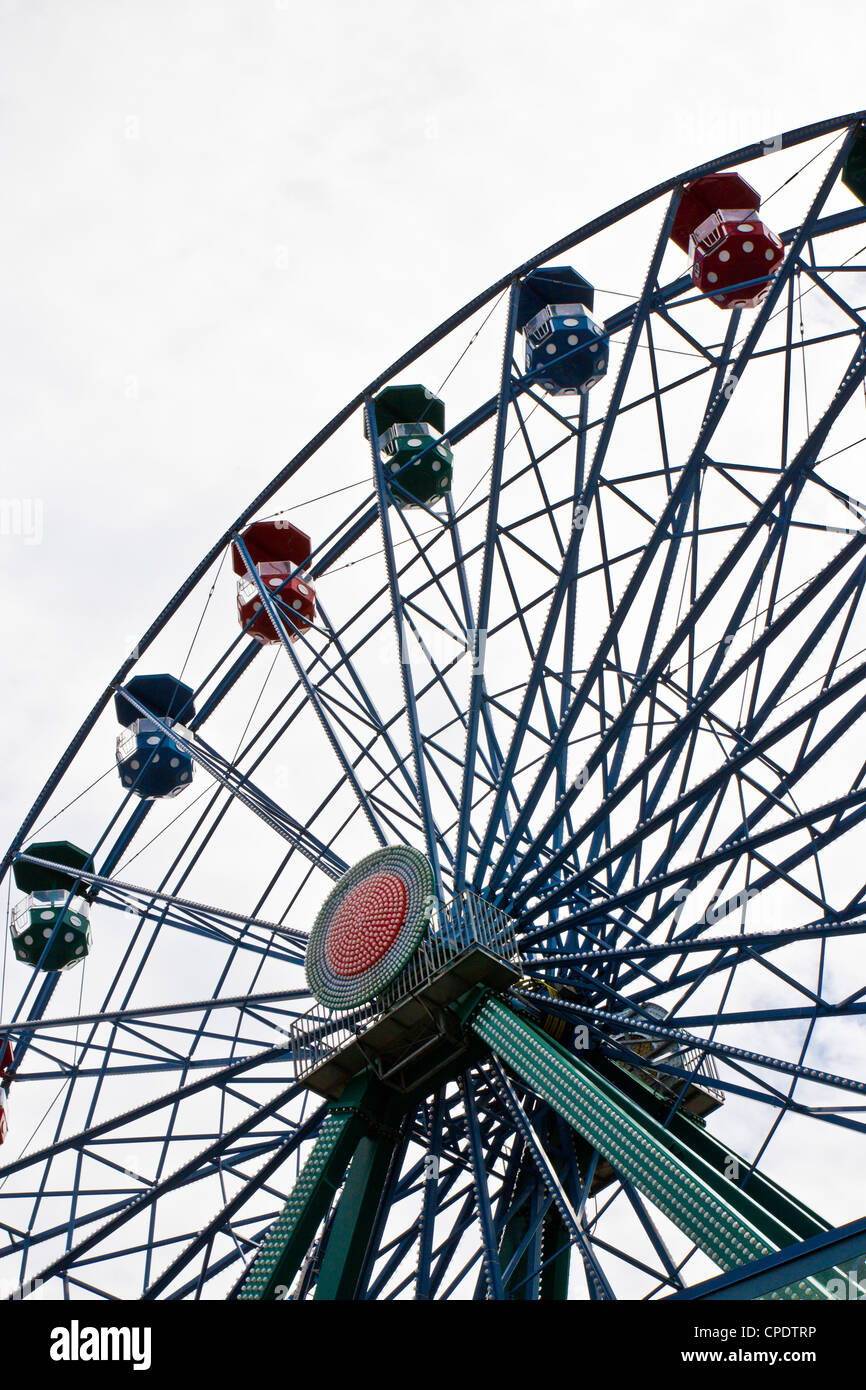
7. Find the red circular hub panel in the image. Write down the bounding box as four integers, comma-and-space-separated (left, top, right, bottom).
324, 872, 408, 977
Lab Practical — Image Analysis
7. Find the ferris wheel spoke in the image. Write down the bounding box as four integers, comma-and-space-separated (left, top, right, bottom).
523, 785, 866, 952
426, 1186, 497, 1301
9, 762, 312, 1091
505, 395, 866, 915
7, 1077, 305, 1297
4, 1131, 297, 1281
114, 685, 352, 875
794, 255, 866, 332
656, 787, 866, 947
486, 172, 863, 901
14, 1030, 295, 1083
454, 285, 523, 891
538, 607, 856, 945
457, 1069, 506, 1298
394, 610, 487, 829
534, 990, 866, 1107
142, 1100, 328, 1300
414, 1087, 445, 1300
553, 395, 591, 832
584, 317, 747, 844
315, 595, 427, 811
226, 534, 393, 847
366, 400, 448, 895
532, 913, 866, 985
9, 854, 309, 961
538, 1115, 619, 1300
635, 602, 866, 895
616, 1177, 686, 1293
615, 922, 866, 1004
579, 499, 697, 878
389, 509, 471, 641
311, 688, 430, 840
271, 603, 428, 827
169, 1235, 268, 1301
419, 1100, 517, 1295
442, 492, 518, 830
473, 194, 685, 894
0, 1035, 298, 1189
525, 639, 866, 923
370, 1145, 477, 1300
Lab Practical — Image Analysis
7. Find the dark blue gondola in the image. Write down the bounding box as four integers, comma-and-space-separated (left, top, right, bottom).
517, 266, 608, 396
115, 674, 196, 799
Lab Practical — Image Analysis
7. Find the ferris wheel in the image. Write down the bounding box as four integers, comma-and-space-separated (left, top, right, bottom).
2, 110, 866, 1302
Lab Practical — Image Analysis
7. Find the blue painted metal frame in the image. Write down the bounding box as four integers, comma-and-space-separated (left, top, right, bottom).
365, 397, 445, 899
667, 1214, 866, 1300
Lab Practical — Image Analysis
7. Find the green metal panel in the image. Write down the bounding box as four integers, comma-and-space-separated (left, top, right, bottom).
313, 1125, 402, 1300
367, 385, 446, 435
496, 1118, 572, 1300
471, 996, 828, 1299
237, 1080, 371, 1300
668, 1216, 866, 1301
581, 1053, 827, 1257
595, 1055, 829, 1243
12, 905, 91, 971
13, 842, 93, 893
540, 1205, 571, 1301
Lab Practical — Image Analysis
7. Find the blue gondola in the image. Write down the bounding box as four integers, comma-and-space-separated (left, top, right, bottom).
114, 674, 196, 799
517, 266, 608, 396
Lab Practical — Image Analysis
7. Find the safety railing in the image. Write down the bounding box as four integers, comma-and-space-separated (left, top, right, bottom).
663, 1043, 724, 1103
290, 890, 520, 1082
615, 1029, 724, 1105
10, 891, 90, 938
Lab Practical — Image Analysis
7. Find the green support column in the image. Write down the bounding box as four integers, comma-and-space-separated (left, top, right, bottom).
497, 1146, 571, 1300
314, 1125, 402, 1301
471, 995, 830, 1300
592, 1053, 830, 1244
237, 1077, 375, 1301
540, 1205, 571, 1301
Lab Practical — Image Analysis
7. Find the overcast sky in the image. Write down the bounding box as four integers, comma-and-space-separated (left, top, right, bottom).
1, 0, 865, 847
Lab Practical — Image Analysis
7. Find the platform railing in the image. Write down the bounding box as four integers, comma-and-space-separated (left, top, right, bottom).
663, 1043, 724, 1103
290, 890, 521, 1082
614, 1025, 724, 1104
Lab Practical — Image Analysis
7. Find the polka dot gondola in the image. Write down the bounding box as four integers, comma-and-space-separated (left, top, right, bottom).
305, 847, 435, 1010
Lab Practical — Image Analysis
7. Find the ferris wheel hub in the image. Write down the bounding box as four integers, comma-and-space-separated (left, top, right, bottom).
305, 846, 435, 1009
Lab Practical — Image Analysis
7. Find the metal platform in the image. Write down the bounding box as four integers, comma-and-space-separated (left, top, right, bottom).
299, 944, 521, 1100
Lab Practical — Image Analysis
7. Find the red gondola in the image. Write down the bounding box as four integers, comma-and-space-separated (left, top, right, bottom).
671, 172, 784, 310
231, 521, 316, 644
